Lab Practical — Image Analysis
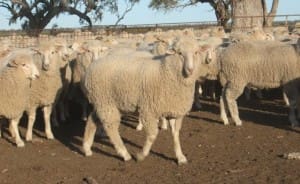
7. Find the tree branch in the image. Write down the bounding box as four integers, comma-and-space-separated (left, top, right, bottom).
114, 1, 136, 25
65, 7, 93, 27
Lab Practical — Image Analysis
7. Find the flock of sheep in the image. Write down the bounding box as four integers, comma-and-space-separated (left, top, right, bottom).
0, 24, 299, 165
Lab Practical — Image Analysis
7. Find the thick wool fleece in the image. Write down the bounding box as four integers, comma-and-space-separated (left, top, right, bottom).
83, 50, 202, 122
0, 58, 32, 119
26, 52, 63, 111
218, 41, 300, 88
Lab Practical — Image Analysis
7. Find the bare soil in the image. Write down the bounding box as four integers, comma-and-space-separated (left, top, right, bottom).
0, 91, 299, 184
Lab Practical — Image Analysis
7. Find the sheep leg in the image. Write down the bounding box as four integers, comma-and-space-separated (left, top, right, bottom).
255, 89, 263, 99
136, 116, 158, 162
283, 91, 290, 106
10, 117, 24, 147
160, 117, 168, 130
220, 88, 229, 125
51, 106, 59, 127
193, 81, 202, 110
136, 120, 143, 131
8, 121, 15, 138
225, 84, 244, 126
43, 105, 54, 139
83, 112, 97, 156
25, 109, 36, 141
81, 99, 89, 121
169, 118, 187, 165
244, 87, 251, 101
58, 101, 67, 122
98, 108, 132, 161
283, 85, 299, 127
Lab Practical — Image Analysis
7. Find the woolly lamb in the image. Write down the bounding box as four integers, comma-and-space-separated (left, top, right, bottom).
218, 40, 300, 127
24, 40, 71, 141
0, 50, 39, 146
82, 37, 214, 164
67, 40, 108, 121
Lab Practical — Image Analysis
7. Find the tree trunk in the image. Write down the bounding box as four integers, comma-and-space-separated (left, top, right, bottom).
264, 0, 279, 27
213, 1, 231, 29
231, 0, 264, 32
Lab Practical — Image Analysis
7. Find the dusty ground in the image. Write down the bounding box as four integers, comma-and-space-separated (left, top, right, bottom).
0, 91, 299, 184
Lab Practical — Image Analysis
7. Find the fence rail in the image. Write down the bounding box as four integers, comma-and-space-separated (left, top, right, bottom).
0, 14, 299, 48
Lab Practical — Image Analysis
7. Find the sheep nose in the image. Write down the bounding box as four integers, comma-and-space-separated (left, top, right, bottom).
33, 74, 39, 79
187, 68, 194, 75
43, 63, 50, 70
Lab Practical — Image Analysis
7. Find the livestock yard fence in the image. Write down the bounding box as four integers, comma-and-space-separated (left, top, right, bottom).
0, 14, 300, 48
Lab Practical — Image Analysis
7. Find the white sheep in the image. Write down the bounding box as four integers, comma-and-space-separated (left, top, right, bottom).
0, 50, 39, 147
67, 40, 108, 121
217, 40, 300, 127
24, 40, 71, 141
81, 37, 214, 164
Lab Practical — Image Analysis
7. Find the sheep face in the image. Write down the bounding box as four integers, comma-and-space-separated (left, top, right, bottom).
196, 45, 218, 80
34, 44, 68, 70
167, 38, 200, 77
7, 53, 39, 80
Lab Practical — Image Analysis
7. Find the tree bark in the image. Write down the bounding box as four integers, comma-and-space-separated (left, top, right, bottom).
264, 0, 279, 27
231, 0, 265, 32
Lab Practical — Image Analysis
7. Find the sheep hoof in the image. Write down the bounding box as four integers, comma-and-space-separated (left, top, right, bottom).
223, 121, 229, 126
291, 122, 299, 128
161, 125, 168, 130
123, 154, 132, 161
82, 116, 87, 122
25, 136, 32, 142
84, 149, 93, 157
46, 134, 54, 140
136, 152, 145, 162
177, 157, 188, 165
177, 160, 187, 165
235, 121, 242, 126
16, 141, 25, 148
136, 124, 143, 131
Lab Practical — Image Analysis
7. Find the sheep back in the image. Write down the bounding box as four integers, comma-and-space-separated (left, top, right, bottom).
219, 41, 299, 89
83, 52, 195, 119
0, 64, 31, 119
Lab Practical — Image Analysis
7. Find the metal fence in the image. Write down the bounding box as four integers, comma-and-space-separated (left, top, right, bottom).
0, 14, 299, 48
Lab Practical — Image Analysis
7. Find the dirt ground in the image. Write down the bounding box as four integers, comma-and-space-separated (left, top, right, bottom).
0, 91, 299, 184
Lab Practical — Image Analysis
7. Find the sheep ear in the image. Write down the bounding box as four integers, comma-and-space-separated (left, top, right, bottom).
165, 41, 177, 55
31, 48, 42, 55
76, 45, 89, 54
7, 59, 18, 68
166, 48, 176, 55
198, 45, 213, 64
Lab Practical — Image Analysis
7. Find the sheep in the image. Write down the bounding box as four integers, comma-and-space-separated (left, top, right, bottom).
0, 50, 39, 146
24, 40, 71, 141
217, 40, 300, 127
81, 37, 215, 164
67, 40, 109, 122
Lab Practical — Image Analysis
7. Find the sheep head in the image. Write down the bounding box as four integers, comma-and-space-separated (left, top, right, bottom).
33, 42, 68, 70
166, 37, 199, 77
7, 52, 40, 80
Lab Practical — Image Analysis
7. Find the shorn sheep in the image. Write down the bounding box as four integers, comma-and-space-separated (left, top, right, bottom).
218, 40, 300, 127
0, 50, 39, 147
81, 37, 214, 164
